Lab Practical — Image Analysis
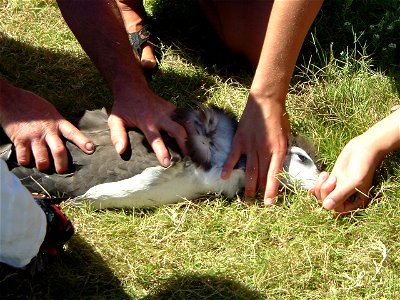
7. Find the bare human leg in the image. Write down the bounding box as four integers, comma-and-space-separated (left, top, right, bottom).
115, 0, 157, 70
199, 0, 273, 68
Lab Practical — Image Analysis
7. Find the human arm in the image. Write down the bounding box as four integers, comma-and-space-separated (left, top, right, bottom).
312, 109, 400, 213
221, 0, 324, 204
56, 0, 187, 167
0, 77, 94, 173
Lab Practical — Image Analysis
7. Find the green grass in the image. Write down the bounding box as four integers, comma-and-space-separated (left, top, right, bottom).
1, 0, 400, 299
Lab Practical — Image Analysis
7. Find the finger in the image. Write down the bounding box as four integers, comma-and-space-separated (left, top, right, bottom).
313, 172, 330, 201
59, 120, 94, 154
108, 115, 129, 155
322, 183, 357, 211
341, 193, 371, 213
263, 153, 284, 206
244, 153, 258, 198
143, 128, 171, 167
319, 174, 337, 200
221, 138, 242, 180
257, 154, 269, 195
14, 140, 31, 167
163, 120, 188, 156
31, 140, 50, 171
45, 134, 69, 174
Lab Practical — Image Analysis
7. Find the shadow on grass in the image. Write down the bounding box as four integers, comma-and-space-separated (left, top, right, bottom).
147, 0, 253, 81
0, 30, 222, 114
0, 234, 132, 299
147, 0, 400, 92
142, 273, 264, 300
0, 33, 113, 116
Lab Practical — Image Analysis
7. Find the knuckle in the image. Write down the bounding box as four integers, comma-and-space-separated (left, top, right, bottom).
152, 136, 163, 144
35, 158, 49, 171
60, 124, 78, 140
17, 155, 29, 166
13, 137, 26, 146
52, 143, 66, 157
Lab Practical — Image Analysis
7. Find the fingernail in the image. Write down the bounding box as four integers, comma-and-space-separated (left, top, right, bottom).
323, 197, 335, 210
85, 142, 94, 152
163, 158, 170, 167
264, 197, 275, 206
115, 142, 123, 154
326, 175, 336, 184
318, 172, 328, 182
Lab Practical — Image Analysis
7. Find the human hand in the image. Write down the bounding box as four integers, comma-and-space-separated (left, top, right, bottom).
311, 136, 382, 213
0, 83, 94, 173
108, 87, 187, 167
221, 94, 290, 205
57, 0, 186, 167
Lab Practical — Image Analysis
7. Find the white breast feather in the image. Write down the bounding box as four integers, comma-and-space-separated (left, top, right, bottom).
76, 161, 245, 209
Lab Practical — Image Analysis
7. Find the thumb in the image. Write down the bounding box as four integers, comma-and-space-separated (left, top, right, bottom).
322, 183, 357, 211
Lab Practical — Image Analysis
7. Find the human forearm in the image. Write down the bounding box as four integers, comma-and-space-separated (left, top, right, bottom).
313, 108, 400, 213
57, 1, 188, 165
359, 109, 400, 161
0, 77, 13, 120
251, 0, 323, 102
56, 0, 148, 97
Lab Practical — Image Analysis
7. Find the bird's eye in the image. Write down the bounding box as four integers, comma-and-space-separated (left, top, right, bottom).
297, 154, 307, 162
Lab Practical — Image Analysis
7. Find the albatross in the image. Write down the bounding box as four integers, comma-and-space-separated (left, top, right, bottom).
0, 106, 321, 209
